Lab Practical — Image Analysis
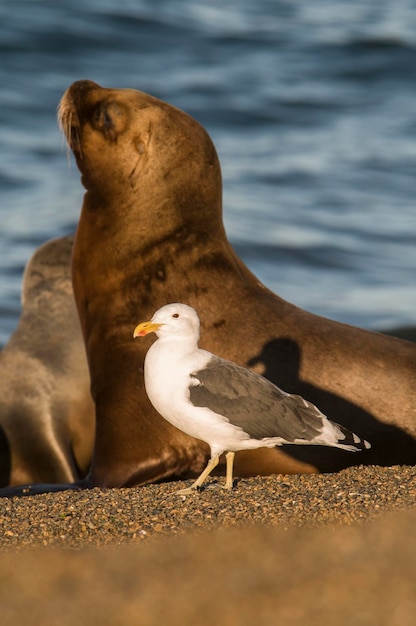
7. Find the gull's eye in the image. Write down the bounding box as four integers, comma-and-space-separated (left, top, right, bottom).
172, 313, 179, 318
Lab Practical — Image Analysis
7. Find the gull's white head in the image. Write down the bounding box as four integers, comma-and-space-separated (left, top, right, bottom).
133, 303, 200, 341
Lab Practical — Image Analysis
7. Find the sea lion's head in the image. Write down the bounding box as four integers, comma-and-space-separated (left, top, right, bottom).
58, 80, 222, 226
21, 236, 74, 307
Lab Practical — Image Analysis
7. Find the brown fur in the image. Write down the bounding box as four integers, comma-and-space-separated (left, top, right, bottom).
0, 236, 95, 486
59, 80, 416, 488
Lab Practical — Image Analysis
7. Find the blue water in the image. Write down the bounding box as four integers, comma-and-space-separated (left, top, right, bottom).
1, 0, 416, 347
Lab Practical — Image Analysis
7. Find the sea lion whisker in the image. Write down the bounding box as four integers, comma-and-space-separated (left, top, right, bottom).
58, 101, 83, 158
71, 124, 82, 158
59, 134, 72, 167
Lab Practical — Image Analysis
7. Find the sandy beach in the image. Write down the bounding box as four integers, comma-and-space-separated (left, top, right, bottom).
0, 464, 415, 625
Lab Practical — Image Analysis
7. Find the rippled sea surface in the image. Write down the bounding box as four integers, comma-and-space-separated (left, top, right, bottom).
1, 0, 415, 347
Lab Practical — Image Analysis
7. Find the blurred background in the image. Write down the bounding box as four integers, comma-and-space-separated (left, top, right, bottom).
1, 0, 415, 347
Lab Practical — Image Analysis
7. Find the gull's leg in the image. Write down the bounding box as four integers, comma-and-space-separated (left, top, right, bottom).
174, 454, 220, 495
223, 451, 235, 490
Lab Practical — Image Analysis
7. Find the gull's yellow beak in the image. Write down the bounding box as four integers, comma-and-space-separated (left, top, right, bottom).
133, 321, 162, 338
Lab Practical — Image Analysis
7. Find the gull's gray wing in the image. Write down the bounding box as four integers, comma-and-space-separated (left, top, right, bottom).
189, 356, 325, 442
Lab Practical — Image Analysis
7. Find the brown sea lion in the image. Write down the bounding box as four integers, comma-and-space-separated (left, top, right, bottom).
0, 235, 95, 487
55, 79, 415, 490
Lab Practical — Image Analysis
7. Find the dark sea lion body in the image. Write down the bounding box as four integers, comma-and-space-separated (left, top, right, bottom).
0, 236, 95, 486
57, 80, 415, 489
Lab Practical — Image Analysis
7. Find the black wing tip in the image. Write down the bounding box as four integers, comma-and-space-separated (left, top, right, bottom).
338, 424, 371, 451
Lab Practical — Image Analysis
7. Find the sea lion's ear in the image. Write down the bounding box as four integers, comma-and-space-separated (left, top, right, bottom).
134, 139, 146, 155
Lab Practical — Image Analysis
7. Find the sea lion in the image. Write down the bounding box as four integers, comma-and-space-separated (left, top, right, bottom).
0, 235, 95, 487
54, 79, 416, 489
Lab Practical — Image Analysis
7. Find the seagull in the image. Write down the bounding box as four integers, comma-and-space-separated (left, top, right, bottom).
133, 303, 370, 494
